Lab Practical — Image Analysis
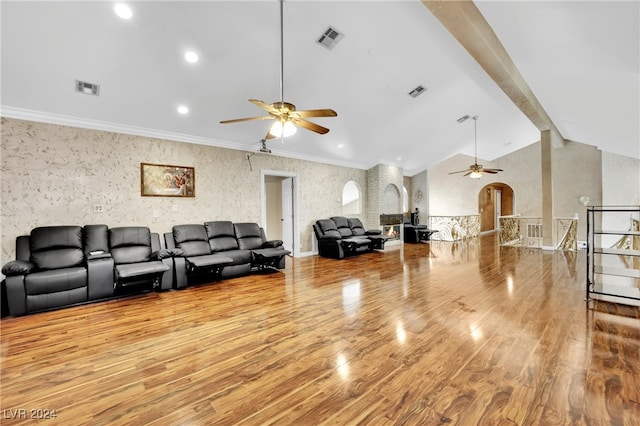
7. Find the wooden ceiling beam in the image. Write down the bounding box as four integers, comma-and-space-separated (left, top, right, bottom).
422, 0, 565, 148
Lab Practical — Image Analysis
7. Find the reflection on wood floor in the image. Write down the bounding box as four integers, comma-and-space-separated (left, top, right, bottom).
1, 234, 638, 425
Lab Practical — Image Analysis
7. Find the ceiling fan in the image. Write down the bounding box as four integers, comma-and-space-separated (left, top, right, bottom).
220, 0, 337, 139
449, 115, 503, 178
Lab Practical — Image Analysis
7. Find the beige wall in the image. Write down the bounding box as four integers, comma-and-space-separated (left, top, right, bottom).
1, 118, 368, 263
3, 118, 638, 264
428, 142, 544, 218
551, 140, 602, 240
601, 151, 640, 234
410, 170, 428, 221
427, 139, 639, 245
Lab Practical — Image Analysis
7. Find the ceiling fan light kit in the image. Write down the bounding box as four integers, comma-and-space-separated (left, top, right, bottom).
449, 115, 503, 179
220, 0, 337, 139
269, 119, 297, 138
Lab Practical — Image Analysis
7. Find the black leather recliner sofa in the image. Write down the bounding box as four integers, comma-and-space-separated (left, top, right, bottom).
403, 216, 438, 243
164, 221, 290, 288
313, 217, 389, 259
2, 225, 174, 316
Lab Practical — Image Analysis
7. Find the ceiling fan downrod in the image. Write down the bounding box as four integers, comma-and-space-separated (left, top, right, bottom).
278, 0, 285, 106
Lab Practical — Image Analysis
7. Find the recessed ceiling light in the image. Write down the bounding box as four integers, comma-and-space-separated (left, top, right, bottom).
177, 106, 189, 114
114, 3, 132, 20
337, 144, 344, 149
396, 157, 402, 161
184, 51, 199, 63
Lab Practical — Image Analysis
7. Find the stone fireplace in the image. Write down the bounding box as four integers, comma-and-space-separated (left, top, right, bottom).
380, 214, 403, 241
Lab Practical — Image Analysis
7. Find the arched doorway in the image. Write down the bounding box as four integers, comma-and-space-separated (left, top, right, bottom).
479, 183, 514, 233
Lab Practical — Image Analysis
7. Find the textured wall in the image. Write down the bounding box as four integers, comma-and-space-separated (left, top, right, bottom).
426, 141, 542, 218
1, 118, 367, 264
552, 140, 602, 240
410, 170, 428, 222
601, 151, 640, 236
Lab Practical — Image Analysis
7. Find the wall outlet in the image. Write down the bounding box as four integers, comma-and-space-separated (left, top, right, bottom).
171, 204, 178, 212
93, 204, 104, 213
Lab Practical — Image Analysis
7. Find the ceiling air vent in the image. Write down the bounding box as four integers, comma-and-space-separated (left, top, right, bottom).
75, 80, 100, 96
317, 26, 344, 50
408, 85, 426, 98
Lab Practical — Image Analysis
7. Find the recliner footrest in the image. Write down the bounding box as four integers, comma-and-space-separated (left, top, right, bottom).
115, 261, 169, 279
115, 261, 170, 288
366, 235, 389, 250
187, 254, 233, 269
341, 237, 371, 254
186, 255, 234, 271
251, 248, 290, 269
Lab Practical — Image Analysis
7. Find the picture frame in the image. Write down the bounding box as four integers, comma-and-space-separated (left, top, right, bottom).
140, 162, 195, 197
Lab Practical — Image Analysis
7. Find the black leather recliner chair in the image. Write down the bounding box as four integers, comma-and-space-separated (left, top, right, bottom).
2, 225, 114, 316
233, 222, 290, 270
108, 226, 172, 291
403, 216, 438, 243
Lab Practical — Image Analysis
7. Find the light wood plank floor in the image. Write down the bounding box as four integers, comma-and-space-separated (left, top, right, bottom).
1, 234, 638, 425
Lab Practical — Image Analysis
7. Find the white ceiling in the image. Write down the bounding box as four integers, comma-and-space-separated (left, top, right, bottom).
2, 1, 638, 176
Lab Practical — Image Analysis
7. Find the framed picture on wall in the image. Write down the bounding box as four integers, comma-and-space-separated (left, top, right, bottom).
140, 163, 195, 197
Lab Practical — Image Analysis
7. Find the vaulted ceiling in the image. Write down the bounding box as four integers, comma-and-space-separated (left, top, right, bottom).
2, 1, 638, 176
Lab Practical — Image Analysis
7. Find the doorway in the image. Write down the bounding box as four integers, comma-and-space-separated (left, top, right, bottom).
261, 170, 298, 255
479, 183, 514, 233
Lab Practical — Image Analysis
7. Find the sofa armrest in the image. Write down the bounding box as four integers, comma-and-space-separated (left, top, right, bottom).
5, 275, 27, 316
365, 230, 382, 235
262, 240, 283, 249
1, 260, 35, 276
87, 255, 114, 301
87, 251, 112, 261
155, 248, 186, 259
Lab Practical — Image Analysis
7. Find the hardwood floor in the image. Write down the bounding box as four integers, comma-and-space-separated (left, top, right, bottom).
1, 234, 638, 425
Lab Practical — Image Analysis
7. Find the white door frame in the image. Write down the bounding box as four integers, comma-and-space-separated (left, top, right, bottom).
261, 169, 299, 257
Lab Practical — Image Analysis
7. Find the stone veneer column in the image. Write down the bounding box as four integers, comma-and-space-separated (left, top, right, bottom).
366, 164, 404, 230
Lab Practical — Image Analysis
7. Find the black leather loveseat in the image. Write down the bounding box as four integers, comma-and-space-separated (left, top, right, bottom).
2, 225, 172, 316
313, 217, 389, 259
164, 221, 290, 288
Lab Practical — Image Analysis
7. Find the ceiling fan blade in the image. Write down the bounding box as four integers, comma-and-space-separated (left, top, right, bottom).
483, 168, 504, 173
290, 108, 337, 118
220, 116, 274, 124
249, 99, 281, 115
463, 170, 473, 177
449, 169, 471, 175
291, 117, 330, 134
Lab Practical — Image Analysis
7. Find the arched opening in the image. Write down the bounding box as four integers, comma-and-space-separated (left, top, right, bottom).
382, 184, 401, 214
342, 180, 361, 215
479, 182, 515, 233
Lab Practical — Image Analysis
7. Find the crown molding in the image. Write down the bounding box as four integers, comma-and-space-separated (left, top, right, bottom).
1, 106, 369, 170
